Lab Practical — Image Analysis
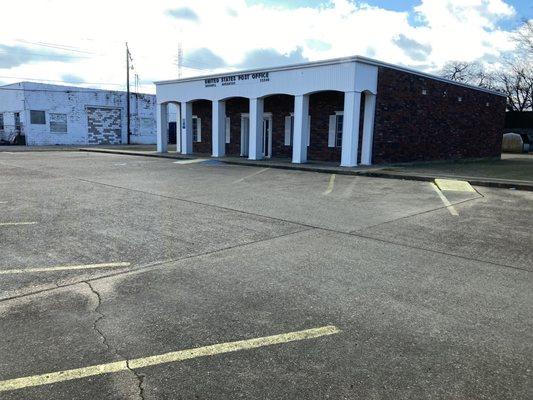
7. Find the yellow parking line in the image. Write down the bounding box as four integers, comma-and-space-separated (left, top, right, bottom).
0, 262, 131, 275
0, 222, 37, 227
323, 174, 336, 195
233, 167, 270, 183
0, 325, 340, 392
435, 178, 475, 192
430, 183, 459, 216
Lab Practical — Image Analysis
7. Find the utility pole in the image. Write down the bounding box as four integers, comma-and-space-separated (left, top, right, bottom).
126, 42, 131, 145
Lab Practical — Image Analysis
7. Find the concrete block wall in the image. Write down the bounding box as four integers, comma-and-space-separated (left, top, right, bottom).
0, 82, 157, 146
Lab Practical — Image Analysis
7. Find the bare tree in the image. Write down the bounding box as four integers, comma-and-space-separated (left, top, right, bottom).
514, 19, 533, 56
497, 61, 533, 111
440, 61, 476, 83
440, 61, 496, 88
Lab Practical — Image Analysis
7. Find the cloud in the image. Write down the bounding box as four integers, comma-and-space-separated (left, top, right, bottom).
0, 44, 79, 68
166, 7, 199, 22
184, 48, 227, 70
393, 34, 432, 61
226, 7, 238, 17
305, 39, 332, 52
0, 0, 520, 93
238, 47, 309, 69
61, 73, 85, 84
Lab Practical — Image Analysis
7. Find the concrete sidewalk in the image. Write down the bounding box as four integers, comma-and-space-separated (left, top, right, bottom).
78, 146, 533, 191
2, 144, 530, 191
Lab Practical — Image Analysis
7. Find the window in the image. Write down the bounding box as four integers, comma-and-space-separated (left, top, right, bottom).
192, 116, 201, 142
30, 110, 46, 124
284, 114, 310, 146
0, 113, 4, 131
335, 114, 343, 147
50, 113, 67, 133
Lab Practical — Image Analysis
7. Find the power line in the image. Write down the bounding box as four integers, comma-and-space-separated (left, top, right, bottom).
15, 40, 97, 55
0, 47, 90, 61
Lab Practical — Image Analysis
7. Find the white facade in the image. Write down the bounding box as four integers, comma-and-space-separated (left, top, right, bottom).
0, 82, 157, 146
155, 56, 379, 167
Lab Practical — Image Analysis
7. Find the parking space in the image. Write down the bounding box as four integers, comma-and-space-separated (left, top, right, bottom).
0, 151, 531, 399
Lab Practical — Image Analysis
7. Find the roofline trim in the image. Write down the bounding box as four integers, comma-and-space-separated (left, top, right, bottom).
154, 55, 505, 97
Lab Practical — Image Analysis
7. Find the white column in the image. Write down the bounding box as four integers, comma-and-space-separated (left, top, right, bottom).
156, 103, 168, 153
180, 101, 193, 155
361, 93, 376, 165
175, 103, 181, 153
292, 95, 309, 164
248, 97, 264, 160
340, 91, 362, 167
212, 100, 226, 157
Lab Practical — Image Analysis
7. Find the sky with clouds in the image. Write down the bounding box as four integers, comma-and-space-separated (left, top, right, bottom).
0, 0, 531, 93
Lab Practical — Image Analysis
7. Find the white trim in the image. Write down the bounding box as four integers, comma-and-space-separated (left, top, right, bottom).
155, 55, 504, 97
225, 116, 231, 144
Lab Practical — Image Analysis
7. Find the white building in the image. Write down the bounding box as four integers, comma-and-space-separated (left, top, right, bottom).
0, 82, 157, 146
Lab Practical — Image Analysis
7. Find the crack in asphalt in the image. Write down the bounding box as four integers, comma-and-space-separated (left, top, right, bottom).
127, 360, 146, 400
84, 281, 111, 353
0, 227, 315, 304
84, 281, 145, 400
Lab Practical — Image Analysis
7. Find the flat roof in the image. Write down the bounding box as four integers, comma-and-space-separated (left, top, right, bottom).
0, 81, 154, 96
154, 55, 504, 97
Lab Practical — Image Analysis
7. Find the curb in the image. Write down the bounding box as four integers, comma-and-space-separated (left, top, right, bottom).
79, 148, 533, 192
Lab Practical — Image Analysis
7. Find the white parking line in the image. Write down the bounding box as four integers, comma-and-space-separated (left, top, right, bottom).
0, 221, 37, 227
0, 325, 340, 392
233, 167, 270, 183
323, 174, 336, 195
430, 183, 459, 216
0, 262, 131, 275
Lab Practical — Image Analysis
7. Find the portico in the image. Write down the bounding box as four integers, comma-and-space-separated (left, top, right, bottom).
155, 56, 378, 167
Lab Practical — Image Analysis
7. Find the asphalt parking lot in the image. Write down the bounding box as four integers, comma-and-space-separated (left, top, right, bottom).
0, 151, 531, 399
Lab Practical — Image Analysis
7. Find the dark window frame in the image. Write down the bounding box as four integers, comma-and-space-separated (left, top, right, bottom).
30, 110, 46, 125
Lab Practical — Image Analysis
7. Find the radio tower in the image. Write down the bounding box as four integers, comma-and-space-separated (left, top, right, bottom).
177, 42, 183, 78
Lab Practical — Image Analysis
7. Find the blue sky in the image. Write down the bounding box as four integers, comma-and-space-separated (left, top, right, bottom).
0, 0, 530, 93
247, 0, 532, 26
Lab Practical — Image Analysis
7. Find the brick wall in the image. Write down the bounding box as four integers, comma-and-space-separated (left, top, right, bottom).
225, 98, 248, 155
264, 95, 294, 158
373, 67, 506, 164
192, 100, 212, 154
87, 107, 122, 145
308, 91, 344, 162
